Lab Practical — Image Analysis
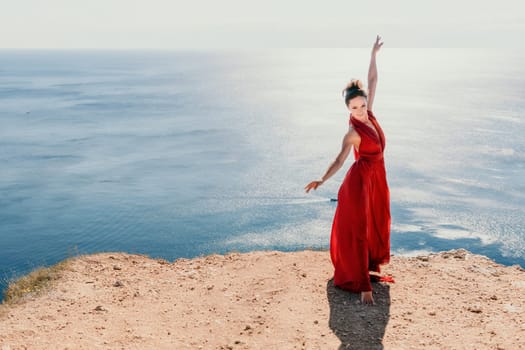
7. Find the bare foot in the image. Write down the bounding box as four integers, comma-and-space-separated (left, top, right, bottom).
361, 291, 375, 305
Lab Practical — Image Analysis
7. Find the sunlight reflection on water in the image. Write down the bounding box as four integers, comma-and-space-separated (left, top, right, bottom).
1, 49, 524, 299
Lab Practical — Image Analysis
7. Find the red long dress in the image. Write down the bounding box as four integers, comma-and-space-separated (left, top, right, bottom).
330, 109, 391, 292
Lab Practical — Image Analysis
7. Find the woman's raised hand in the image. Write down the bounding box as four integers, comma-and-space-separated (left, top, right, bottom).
372, 35, 384, 55
305, 180, 323, 193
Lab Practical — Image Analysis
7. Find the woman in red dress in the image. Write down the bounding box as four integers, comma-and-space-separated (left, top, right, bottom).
305, 36, 390, 305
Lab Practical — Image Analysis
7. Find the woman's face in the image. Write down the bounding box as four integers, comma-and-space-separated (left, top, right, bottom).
347, 96, 367, 119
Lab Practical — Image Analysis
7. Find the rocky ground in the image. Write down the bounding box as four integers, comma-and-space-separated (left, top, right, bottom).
1, 249, 524, 349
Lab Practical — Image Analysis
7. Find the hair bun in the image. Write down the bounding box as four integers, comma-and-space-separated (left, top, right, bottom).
342, 79, 368, 105
344, 79, 364, 91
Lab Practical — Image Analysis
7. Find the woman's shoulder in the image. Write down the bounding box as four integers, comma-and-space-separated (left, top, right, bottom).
346, 125, 361, 143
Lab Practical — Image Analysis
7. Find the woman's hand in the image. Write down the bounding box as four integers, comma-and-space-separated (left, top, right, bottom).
304, 180, 323, 193
372, 35, 384, 56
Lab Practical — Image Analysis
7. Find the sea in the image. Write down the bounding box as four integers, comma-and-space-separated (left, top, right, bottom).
1, 48, 524, 300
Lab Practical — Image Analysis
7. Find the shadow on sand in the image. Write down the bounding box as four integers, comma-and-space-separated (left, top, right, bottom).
327, 279, 390, 350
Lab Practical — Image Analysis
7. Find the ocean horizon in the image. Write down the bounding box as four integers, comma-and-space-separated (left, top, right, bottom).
1, 48, 524, 300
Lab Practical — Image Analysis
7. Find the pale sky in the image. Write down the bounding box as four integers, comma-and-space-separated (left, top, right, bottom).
1, 0, 523, 49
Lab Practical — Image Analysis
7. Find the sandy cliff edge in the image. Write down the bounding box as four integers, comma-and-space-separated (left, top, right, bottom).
1, 249, 524, 350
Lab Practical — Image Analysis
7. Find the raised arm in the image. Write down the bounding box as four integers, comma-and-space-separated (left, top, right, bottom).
367, 35, 383, 112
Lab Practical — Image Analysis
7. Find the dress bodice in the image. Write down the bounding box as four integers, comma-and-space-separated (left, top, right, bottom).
350, 110, 386, 163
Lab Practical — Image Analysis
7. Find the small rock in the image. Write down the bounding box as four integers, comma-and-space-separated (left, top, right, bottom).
94, 305, 106, 312
113, 281, 124, 287
244, 325, 252, 331
490, 295, 498, 301
301, 272, 307, 278
113, 265, 122, 270
314, 320, 319, 324
453, 249, 467, 260
467, 306, 482, 313
417, 256, 429, 262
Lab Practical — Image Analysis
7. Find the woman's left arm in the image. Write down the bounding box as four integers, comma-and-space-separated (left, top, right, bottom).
367, 35, 383, 112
